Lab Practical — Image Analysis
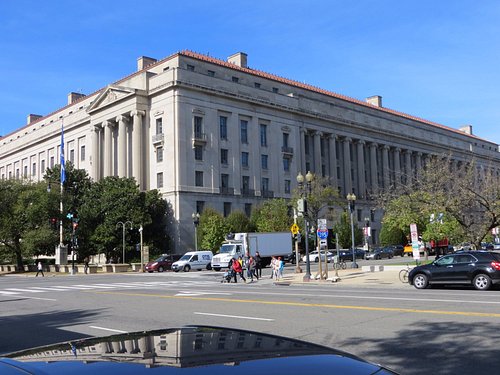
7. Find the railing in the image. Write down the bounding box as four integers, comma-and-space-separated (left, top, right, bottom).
219, 187, 235, 195
241, 188, 255, 197
151, 133, 164, 144
192, 132, 207, 144
281, 146, 294, 154
261, 190, 274, 198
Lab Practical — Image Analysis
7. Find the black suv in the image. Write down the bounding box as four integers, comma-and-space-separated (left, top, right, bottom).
409, 251, 500, 290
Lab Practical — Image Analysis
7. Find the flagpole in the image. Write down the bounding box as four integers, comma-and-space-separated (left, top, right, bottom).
60, 121, 65, 247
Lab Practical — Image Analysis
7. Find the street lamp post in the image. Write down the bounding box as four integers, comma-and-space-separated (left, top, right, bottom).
139, 225, 144, 272
116, 221, 133, 264
297, 171, 314, 282
347, 193, 358, 269
364, 217, 370, 251
192, 213, 200, 251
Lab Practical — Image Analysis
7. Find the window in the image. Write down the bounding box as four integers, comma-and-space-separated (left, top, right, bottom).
283, 158, 290, 172
196, 201, 205, 213
50, 156, 54, 168
194, 116, 203, 138
232, 76, 239, 83
69, 149, 75, 163
187, 64, 195, 71
242, 176, 250, 191
260, 124, 267, 146
357, 209, 362, 222
261, 177, 269, 192
32, 163, 36, 176
240, 120, 248, 143
261, 154, 268, 170
283, 133, 289, 147
156, 172, 163, 188
195, 171, 203, 187
80, 145, 85, 161
244, 203, 252, 217
41, 160, 45, 173
156, 118, 163, 135
16, 169, 20, 179
157, 146, 164, 162
224, 202, 231, 217
194, 145, 203, 161
254, 82, 261, 89
220, 149, 228, 165
219, 116, 228, 140
241, 152, 249, 168
207, 70, 215, 77
23, 165, 28, 178
285, 179, 291, 194
221, 173, 229, 188
272, 87, 279, 93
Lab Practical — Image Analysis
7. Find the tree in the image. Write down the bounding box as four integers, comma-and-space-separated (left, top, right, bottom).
198, 207, 228, 252
380, 156, 500, 249
251, 199, 291, 232
225, 210, 254, 234
379, 224, 407, 247
333, 211, 363, 249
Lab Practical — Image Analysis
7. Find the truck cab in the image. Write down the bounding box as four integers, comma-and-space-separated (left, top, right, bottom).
211, 241, 244, 271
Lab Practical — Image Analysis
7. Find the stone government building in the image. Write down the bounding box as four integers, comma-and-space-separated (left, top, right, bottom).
1, 50, 499, 253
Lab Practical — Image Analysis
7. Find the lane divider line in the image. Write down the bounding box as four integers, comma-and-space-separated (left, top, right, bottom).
194, 312, 274, 321
89, 326, 128, 333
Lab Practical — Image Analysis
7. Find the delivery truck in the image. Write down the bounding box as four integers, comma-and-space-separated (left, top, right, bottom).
211, 232, 293, 271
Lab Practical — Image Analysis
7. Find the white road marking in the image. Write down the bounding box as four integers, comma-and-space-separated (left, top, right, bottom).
0, 290, 20, 295
89, 326, 128, 334
17, 296, 57, 301
194, 312, 274, 321
175, 291, 232, 297
5, 288, 46, 293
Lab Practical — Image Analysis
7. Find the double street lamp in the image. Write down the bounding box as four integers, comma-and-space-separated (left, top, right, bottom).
347, 193, 359, 269
192, 213, 200, 251
116, 221, 133, 264
297, 171, 314, 282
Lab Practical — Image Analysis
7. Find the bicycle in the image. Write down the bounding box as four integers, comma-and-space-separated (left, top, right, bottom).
399, 264, 412, 283
333, 260, 347, 270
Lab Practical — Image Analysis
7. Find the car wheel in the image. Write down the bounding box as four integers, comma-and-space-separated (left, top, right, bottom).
413, 273, 429, 289
158, 266, 164, 272
376, 255, 380, 260
206, 263, 212, 271
213, 267, 221, 272
473, 274, 492, 290
183, 265, 191, 272
314, 257, 319, 263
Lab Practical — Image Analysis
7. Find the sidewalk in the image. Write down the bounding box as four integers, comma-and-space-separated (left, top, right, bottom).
276, 267, 407, 287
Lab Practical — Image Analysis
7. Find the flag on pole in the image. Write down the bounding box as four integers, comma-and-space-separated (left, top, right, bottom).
60, 122, 66, 184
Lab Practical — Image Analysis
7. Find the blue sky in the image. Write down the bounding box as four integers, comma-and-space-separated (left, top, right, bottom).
1, 0, 499, 144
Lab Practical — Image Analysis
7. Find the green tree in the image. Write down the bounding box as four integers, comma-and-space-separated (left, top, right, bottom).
251, 198, 291, 232
224, 210, 254, 234
198, 207, 228, 252
379, 224, 407, 246
333, 211, 363, 249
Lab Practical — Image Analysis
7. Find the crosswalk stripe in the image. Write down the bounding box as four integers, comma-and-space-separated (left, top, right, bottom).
0, 291, 20, 295
5, 288, 46, 293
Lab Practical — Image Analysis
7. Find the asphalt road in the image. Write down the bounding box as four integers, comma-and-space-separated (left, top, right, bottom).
1, 264, 500, 375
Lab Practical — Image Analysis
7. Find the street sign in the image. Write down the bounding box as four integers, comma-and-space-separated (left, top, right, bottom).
317, 218, 327, 230
317, 229, 328, 239
290, 223, 299, 235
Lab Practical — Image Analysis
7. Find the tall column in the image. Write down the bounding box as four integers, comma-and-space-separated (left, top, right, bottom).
382, 145, 390, 189
357, 140, 366, 198
116, 115, 128, 178
91, 124, 100, 181
314, 131, 322, 175
328, 134, 338, 189
369, 143, 378, 195
299, 128, 307, 174
131, 110, 145, 189
394, 148, 401, 185
415, 152, 422, 179
343, 137, 352, 194
404, 150, 412, 185
103, 120, 113, 177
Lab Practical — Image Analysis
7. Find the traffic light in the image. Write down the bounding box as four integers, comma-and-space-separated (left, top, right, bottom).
49, 218, 57, 229
297, 198, 307, 215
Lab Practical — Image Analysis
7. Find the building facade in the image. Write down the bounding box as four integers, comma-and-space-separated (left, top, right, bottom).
1, 50, 499, 253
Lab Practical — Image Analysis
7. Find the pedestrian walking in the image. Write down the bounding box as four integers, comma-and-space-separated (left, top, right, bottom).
35, 261, 44, 277
276, 256, 284, 280
270, 256, 277, 279
232, 257, 246, 283
246, 256, 258, 282
254, 251, 262, 278
84, 257, 89, 274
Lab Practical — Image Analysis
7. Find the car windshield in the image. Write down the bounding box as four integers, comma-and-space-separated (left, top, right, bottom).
219, 244, 235, 254
179, 254, 191, 261
154, 257, 165, 262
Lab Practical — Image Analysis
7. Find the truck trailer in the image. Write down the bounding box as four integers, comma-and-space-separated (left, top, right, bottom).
211, 232, 293, 271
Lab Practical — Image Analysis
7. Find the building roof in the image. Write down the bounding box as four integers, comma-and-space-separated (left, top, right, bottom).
1, 49, 493, 145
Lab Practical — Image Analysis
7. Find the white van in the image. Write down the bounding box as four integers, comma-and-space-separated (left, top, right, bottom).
171, 251, 213, 272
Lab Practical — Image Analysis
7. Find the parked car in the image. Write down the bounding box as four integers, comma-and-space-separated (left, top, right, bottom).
365, 247, 393, 260
283, 252, 297, 264
302, 250, 333, 263
337, 248, 366, 261
408, 251, 500, 290
388, 245, 404, 257
172, 250, 213, 272
145, 254, 182, 272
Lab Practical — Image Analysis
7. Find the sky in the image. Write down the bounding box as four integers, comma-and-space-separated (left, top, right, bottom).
0, 0, 499, 144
